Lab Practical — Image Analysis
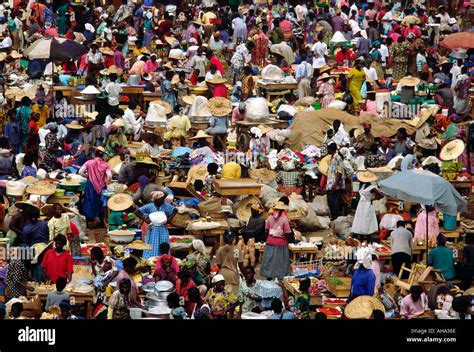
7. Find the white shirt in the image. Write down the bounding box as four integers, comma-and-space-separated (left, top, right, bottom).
39, 128, 49, 147
349, 19, 361, 35
311, 41, 328, 69
205, 71, 222, 82
1, 36, 12, 48
382, 11, 393, 33
105, 82, 122, 106
295, 61, 312, 81
57, 124, 68, 140
450, 64, 462, 89
123, 108, 142, 134
379, 44, 389, 66
104, 115, 114, 129
294, 5, 308, 22
364, 67, 378, 82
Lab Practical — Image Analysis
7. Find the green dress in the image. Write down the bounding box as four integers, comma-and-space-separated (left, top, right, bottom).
108, 211, 125, 231
15, 106, 32, 152
57, 5, 68, 36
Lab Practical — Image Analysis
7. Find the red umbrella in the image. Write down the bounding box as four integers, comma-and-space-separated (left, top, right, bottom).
440, 32, 474, 50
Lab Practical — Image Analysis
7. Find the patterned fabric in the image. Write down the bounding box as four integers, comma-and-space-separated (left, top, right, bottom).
42, 132, 61, 172
238, 280, 260, 313
326, 155, 345, 191
139, 202, 175, 258
206, 288, 237, 317
294, 293, 311, 319
108, 290, 131, 320
6, 260, 27, 299
275, 171, 302, 187
252, 31, 269, 67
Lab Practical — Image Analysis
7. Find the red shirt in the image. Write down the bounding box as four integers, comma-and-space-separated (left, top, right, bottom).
210, 56, 225, 75
28, 120, 39, 134
335, 50, 356, 65
265, 216, 291, 246
41, 249, 74, 284
104, 55, 114, 68
213, 84, 228, 98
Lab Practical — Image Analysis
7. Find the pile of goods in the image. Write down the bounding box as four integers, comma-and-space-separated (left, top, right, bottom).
285, 277, 328, 296
236, 236, 256, 268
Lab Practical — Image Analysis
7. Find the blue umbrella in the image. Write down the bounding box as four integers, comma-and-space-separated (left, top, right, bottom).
378, 169, 467, 216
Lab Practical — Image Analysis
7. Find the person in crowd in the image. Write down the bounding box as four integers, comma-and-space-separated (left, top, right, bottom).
400, 285, 428, 319
41, 235, 74, 284
45, 277, 70, 311
390, 221, 413, 278
428, 233, 456, 280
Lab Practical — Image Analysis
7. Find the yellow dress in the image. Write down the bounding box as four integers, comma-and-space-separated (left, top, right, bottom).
348, 67, 365, 108
221, 162, 242, 179
163, 115, 191, 140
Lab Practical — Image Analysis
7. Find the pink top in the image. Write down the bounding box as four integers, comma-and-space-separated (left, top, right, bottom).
45, 28, 59, 37
371, 260, 381, 288
231, 106, 246, 126
154, 255, 179, 274
361, 100, 377, 115
265, 216, 290, 246
210, 56, 225, 75
388, 32, 401, 43
279, 20, 292, 34
130, 60, 146, 75
144, 60, 159, 73
79, 157, 111, 195
115, 270, 139, 305
400, 293, 428, 318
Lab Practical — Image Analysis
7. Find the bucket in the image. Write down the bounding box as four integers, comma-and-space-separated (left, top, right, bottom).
313, 102, 321, 110
443, 214, 457, 231
130, 307, 143, 320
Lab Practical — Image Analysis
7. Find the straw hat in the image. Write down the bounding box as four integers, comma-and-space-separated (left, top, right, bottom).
108, 65, 124, 76
107, 193, 134, 211
208, 97, 232, 116
20, 176, 38, 185
155, 39, 164, 45
85, 111, 99, 120
164, 36, 177, 46
94, 146, 106, 154
135, 157, 158, 167
440, 139, 465, 161
250, 204, 263, 214
344, 296, 385, 319
9, 50, 22, 59
125, 240, 152, 250
186, 164, 209, 184
163, 61, 174, 70
319, 65, 332, 74
273, 201, 289, 210
41, 204, 77, 218
0, 53, 7, 62
367, 167, 394, 180
108, 155, 123, 174
65, 120, 84, 130
436, 57, 450, 66
463, 287, 474, 296
190, 130, 212, 139
317, 72, 334, 81
357, 170, 378, 183
171, 74, 191, 85
248, 168, 277, 185
399, 76, 421, 87
26, 182, 57, 196
270, 45, 285, 57
256, 124, 273, 135
112, 118, 125, 128
182, 95, 196, 105
99, 47, 114, 56
236, 196, 263, 222
206, 77, 227, 85
318, 155, 332, 176
155, 99, 172, 114
14, 201, 40, 211
416, 106, 437, 128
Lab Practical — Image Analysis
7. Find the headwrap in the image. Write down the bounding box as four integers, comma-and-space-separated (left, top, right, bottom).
192, 239, 206, 255
355, 247, 373, 270
151, 191, 165, 201
93, 304, 107, 318
212, 274, 225, 284
183, 258, 197, 269
108, 124, 118, 134
45, 122, 58, 130
161, 254, 172, 263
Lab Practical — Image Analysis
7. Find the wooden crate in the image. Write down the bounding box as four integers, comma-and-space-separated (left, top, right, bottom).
327, 277, 352, 298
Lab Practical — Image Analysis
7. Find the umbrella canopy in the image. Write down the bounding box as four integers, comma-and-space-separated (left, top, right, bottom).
440, 32, 474, 50
23, 36, 88, 61
378, 169, 467, 216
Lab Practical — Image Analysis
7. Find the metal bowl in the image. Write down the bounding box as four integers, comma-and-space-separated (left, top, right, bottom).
142, 282, 155, 293
154, 280, 174, 292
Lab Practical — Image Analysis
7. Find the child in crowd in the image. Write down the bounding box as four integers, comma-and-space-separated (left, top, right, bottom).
167, 292, 188, 319
46, 277, 70, 311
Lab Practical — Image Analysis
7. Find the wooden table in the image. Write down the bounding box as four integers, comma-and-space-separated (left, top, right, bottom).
256, 81, 298, 102
53, 86, 74, 97
288, 246, 319, 262
213, 178, 262, 204
282, 278, 322, 306
28, 290, 95, 319
186, 220, 229, 255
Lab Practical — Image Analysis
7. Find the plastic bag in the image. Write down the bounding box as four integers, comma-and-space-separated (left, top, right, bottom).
331, 215, 354, 238
361, 81, 367, 99
308, 195, 331, 216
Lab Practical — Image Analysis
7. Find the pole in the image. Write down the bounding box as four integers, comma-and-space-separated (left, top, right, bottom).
425, 205, 429, 265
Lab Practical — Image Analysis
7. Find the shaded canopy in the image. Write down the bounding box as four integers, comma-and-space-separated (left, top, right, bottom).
440, 32, 474, 50
23, 36, 88, 61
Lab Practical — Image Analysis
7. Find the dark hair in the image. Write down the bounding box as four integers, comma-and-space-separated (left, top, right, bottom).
119, 278, 131, 289
24, 206, 40, 221
279, 196, 290, 206
187, 287, 200, 302
299, 278, 311, 292
23, 153, 35, 167
410, 285, 424, 296
167, 292, 181, 307
109, 73, 118, 82
194, 180, 204, 191
271, 298, 283, 313
207, 162, 218, 175
20, 96, 32, 106
11, 302, 23, 313
178, 71, 186, 78
177, 269, 192, 280
396, 220, 405, 228
90, 246, 104, 261
128, 101, 138, 110
122, 257, 138, 271
451, 296, 473, 319
327, 143, 338, 152
54, 234, 67, 246
159, 242, 170, 255
56, 277, 67, 291
165, 70, 174, 81
372, 309, 385, 319
314, 312, 328, 320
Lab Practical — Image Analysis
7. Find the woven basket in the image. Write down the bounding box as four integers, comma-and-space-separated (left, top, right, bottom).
198, 198, 222, 216
235, 196, 263, 222
26, 182, 57, 196
6, 181, 27, 196
170, 212, 192, 228
248, 169, 277, 185
344, 296, 385, 319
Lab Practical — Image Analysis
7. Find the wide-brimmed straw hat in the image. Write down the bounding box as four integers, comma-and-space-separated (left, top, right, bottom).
41, 204, 77, 218
236, 196, 263, 222
108, 155, 123, 174
15, 201, 40, 211
440, 139, 465, 161
400, 76, 421, 87
171, 74, 191, 85
155, 99, 172, 114
164, 36, 177, 46
344, 296, 385, 319
273, 201, 289, 210
186, 164, 209, 184
26, 182, 57, 196
208, 97, 232, 116
436, 57, 451, 66
317, 72, 334, 81
99, 47, 114, 56
107, 193, 134, 211
94, 146, 106, 154
190, 130, 212, 139
182, 95, 196, 105
9, 50, 22, 59
66, 121, 84, 129
206, 77, 227, 85
357, 170, 378, 183
136, 157, 159, 167
125, 240, 152, 250
318, 155, 332, 176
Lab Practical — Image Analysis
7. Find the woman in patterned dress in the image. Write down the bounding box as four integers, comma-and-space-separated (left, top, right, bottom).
389, 37, 410, 81
135, 191, 177, 258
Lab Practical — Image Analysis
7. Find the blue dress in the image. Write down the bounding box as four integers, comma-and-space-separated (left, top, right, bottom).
139, 202, 175, 258
161, 80, 177, 111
